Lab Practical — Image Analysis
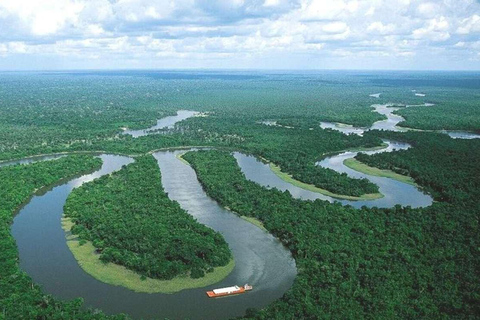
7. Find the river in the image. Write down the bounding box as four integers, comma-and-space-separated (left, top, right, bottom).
9, 106, 296, 320
320, 102, 480, 139
122, 110, 198, 138
10, 101, 467, 319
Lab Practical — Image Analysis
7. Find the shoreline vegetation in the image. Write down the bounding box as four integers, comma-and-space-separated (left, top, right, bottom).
0, 155, 120, 319
175, 152, 191, 166
183, 147, 480, 318
61, 218, 235, 294
260, 142, 389, 201
344, 158, 417, 186
240, 216, 267, 232
63, 155, 233, 290
268, 162, 383, 200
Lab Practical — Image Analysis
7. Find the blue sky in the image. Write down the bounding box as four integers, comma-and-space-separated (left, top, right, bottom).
0, 0, 480, 70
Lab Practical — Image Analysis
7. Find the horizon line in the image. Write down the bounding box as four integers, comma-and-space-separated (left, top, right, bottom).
1, 67, 480, 73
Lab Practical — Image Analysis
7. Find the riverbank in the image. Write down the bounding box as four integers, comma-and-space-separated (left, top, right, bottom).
343, 158, 417, 186
240, 216, 267, 232
268, 162, 383, 201
61, 217, 235, 294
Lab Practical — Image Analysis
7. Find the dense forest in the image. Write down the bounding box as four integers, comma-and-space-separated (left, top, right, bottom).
64, 155, 232, 280
177, 116, 384, 197
356, 130, 480, 204
183, 148, 479, 319
1, 70, 479, 319
394, 92, 480, 132
0, 155, 127, 319
2, 71, 478, 198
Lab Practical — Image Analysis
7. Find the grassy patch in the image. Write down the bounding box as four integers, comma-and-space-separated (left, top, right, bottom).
269, 163, 383, 201
62, 217, 235, 294
176, 152, 191, 166
321, 143, 389, 158
241, 216, 267, 232
344, 158, 417, 186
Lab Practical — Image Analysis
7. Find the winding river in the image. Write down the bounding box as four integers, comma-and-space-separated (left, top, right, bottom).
11, 150, 296, 319
234, 139, 432, 209
123, 110, 198, 138
10, 111, 296, 320
9, 102, 474, 319
320, 102, 480, 139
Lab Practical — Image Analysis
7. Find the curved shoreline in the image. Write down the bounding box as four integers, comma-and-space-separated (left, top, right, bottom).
12, 150, 296, 320
259, 143, 389, 201
62, 217, 235, 294
343, 158, 417, 186
268, 162, 383, 201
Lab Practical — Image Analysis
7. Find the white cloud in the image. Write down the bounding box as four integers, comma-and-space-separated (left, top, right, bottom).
367, 22, 396, 34
322, 21, 349, 34
0, 0, 480, 69
416, 2, 439, 18
0, 0, 84, 35
412, 16, 450, 42
456, 15, 480, 34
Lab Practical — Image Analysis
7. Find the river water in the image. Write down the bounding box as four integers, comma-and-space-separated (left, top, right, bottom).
11, 150, 296, 319
259, 102, 437, 208
123, 110, 198, 138
10, 111, 296, 320
11, 100, 464, 319
320, 102, 479, 139
234, 140, 432, 209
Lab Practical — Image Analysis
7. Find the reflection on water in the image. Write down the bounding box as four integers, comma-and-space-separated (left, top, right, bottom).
320, 102, 478, 139
123, 110, 197, 138
235, 140, 433, 209
446, 131, 480, 139
320, 122, 366, 136
0, 154, 65, 168
12, 152, 296, 320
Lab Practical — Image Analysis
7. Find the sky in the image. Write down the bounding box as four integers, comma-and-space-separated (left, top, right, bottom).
0, 0, 480, 70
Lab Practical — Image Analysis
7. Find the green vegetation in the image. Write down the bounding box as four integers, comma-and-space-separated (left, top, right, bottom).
240, 216, 267, 232
183, 149, 480, 318
269, 162, 383, 200
63, 217, 234, 294
0, 155, 128, 319
179, 116, 383, 197
175, 152, 191, 166
344, 158, 417, 186
64, 155, 232, 281
396, 95, 480, 132
0, 71, 395, 199
358, 130, 480, 203
1, 71, 480, 319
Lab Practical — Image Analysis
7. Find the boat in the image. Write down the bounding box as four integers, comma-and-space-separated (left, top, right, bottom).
206, 284, 253, 298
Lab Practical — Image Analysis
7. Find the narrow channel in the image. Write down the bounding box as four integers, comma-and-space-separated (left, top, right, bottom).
122, 110, 198, 138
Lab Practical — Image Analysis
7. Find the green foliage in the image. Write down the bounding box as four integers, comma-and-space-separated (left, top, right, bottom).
1, 71, 480, 319
396, 96, 480, 132
183, 150, 480, 319
64, 155, 232, 280
358, 131, 480, 204
0, 156, 128, 319
178, 116, 382, 196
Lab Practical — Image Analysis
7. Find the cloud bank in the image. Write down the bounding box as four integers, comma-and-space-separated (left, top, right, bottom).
0, 0, 480, 70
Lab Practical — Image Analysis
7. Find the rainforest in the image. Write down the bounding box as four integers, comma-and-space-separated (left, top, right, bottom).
1, 70, 479, 319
